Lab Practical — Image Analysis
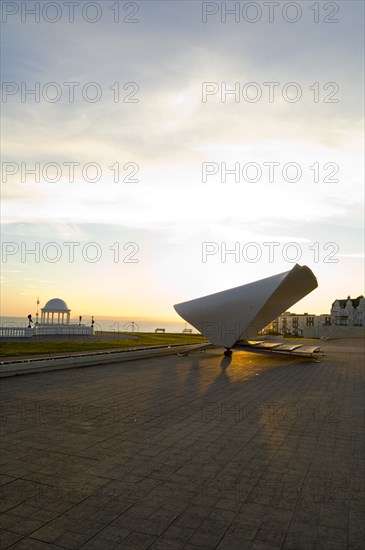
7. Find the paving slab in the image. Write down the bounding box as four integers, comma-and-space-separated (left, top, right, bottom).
0, 339, 364, 549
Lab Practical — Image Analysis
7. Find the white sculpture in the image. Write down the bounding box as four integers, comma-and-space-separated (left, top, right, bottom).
174, 264, 318, 356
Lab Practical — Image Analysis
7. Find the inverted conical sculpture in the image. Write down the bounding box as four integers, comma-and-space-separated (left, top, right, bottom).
174, 264, 318, 348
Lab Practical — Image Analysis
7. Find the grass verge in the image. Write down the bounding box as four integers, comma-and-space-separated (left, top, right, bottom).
0, 332, 207, 358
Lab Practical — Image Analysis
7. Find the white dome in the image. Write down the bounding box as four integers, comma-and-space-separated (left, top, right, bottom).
41, 298, 71, 312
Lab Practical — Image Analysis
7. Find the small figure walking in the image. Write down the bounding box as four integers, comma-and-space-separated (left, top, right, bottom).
79, 315, 82, 326
27, 314, 33, 328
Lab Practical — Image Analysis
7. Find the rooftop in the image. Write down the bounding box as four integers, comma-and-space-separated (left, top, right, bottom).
41, 298, 71, 312
334, 295, 364, 308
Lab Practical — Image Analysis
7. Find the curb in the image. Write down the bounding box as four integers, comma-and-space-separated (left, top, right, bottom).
0, 344, 202, 377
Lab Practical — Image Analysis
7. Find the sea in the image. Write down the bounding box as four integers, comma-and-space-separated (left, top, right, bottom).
0, 316, 197, 334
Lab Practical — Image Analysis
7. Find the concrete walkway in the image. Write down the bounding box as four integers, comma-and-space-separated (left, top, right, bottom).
0, 340, 364, 549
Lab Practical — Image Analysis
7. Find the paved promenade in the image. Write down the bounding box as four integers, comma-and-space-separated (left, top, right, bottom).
1, 340, 364, 549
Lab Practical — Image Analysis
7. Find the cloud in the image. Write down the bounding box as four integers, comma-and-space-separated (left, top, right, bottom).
1, 1, 363, 315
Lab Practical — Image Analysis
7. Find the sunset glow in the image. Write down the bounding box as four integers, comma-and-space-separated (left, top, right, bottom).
1, 1, 364, 320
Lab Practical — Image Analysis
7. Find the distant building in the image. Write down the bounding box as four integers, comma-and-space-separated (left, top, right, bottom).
331, 296, 365, 327
40, 298, 71, 325
36, 298, 94, 336
0, 297, 94, 339
264, 295, 364, 338
265, 312, 330, 337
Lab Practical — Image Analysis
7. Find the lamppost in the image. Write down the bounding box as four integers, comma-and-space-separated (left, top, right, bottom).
36, 297, 39, 324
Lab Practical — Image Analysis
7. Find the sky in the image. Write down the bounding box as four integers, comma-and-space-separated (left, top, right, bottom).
1, 0, 364, 320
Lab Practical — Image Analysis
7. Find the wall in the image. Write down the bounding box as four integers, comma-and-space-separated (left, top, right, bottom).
302, 325, 365, 339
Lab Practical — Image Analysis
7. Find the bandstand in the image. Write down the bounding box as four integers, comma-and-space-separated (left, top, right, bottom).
36, 298, 93, 336
40, 298, 71, 325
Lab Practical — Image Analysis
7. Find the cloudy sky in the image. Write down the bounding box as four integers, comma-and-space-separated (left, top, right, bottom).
1, 0, 364, 319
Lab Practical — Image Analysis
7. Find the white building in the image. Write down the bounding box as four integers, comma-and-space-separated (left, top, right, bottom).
0, 297, 94, 338
264, 312, 330, 337
40, 298, 71, 325
35, 298, 94, 336
264, 295, 365, 338
331, 296, 365, 327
